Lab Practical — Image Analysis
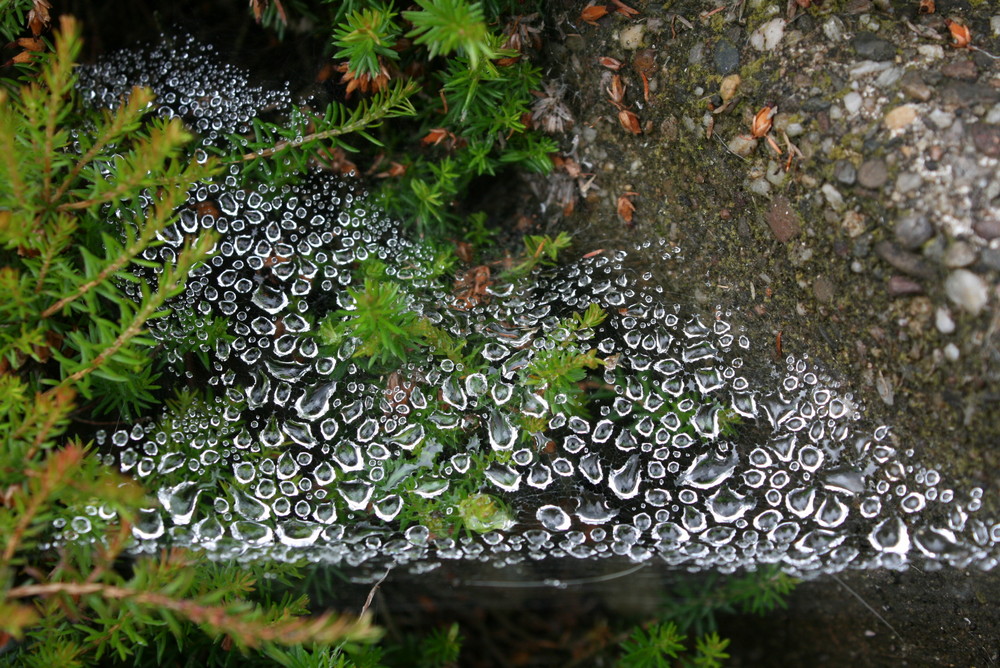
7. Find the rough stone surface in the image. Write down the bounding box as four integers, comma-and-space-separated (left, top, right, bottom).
852, 31, 895, 60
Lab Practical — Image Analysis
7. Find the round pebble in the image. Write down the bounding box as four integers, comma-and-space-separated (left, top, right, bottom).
894, 213, 932, 250
944, 241, 977, 268
974, 218, 1000, 241
944, 269, 989, 315
944, 343, 960, 362
857, 159, 889, 189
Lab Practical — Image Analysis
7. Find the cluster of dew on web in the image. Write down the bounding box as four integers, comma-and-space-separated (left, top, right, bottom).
65, 35, 1000, 577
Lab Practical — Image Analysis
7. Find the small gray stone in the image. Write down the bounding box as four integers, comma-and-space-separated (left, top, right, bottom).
875, 241, 935, 279
944, 343, 960, 362
944, 269, 989, 315
713, 38, 740, 75
894, 213, 932, 250
857, 159, 889, 189
852, 31, 895, 60
975, 218, 1000, 241
944, 241, 977, 268
834, 160, 856, 185
980, 247, 1000, 271
894, 172, 923, 194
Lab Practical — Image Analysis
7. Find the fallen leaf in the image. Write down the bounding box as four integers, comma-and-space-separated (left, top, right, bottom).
581, 5, 608, 26
618, 109, 642, 134
617, 192, 638, 223
945, 19, 971, 48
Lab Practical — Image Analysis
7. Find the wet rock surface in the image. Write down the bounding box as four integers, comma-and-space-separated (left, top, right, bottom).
524, 1, 1000, 663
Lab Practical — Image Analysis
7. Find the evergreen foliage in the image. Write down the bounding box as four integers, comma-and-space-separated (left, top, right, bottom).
0, 16, 377, 664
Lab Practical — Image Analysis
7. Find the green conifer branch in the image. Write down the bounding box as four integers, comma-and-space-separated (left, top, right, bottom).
55, 232, 217, 387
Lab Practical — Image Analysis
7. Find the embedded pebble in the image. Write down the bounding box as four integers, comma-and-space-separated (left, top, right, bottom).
940, 60, 978, 82
821, 183, 846, 211
713, 38, 740, 75
917, 44, 944, 60
813, 275, 835, 303
884, 105, 918, 130
935, 306, 956, 334
944, 241, 977, 268
852, 31, 895, 60
857, 159, 889, 189
727, 135, 758, 157
750, 18, 786, 52
944, 343, 960, 362
944, 269, 989, 315
969, 123, 1000, 157
843, 92, 863, 115
894, 213, 932, 250
822, 16, 845, 42
894, 172, 923, 195
834, 160, 857, 185
887, 276, 922, 296
900, 72, 933, 101
875, 241, 935, 279
764, 195, 802, 243
973, 218, 1000, 241
619, 23, 646, 50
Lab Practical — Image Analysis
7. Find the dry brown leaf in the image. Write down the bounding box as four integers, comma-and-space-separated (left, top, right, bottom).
27, 0, 51, 36
618, 109, 641, 134
581, 5, 608, 25
599, 56, 623, 70
946, 19, 971, 48
617, 192, 638, 224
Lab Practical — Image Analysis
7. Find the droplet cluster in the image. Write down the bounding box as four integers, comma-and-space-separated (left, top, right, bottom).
74, 37, 999, 577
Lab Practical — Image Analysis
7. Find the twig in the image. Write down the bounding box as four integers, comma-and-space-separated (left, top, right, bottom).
830, 573, 903, 642
360, 569, 390, 617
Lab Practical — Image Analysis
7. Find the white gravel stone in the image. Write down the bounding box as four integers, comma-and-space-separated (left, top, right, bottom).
944, 343, 960, 362
917, 44, 944, 60
944, 269, 989, 315
991, 15, 1000, 37
823, 16, 845, 42
986, 102, 1000, 125
843, 92, 862, 115
750, 18, 786, 51
875, 66, 902, 88
935, 306, 956, 334
928, 109, 954, 129
822, 183, 845, 211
